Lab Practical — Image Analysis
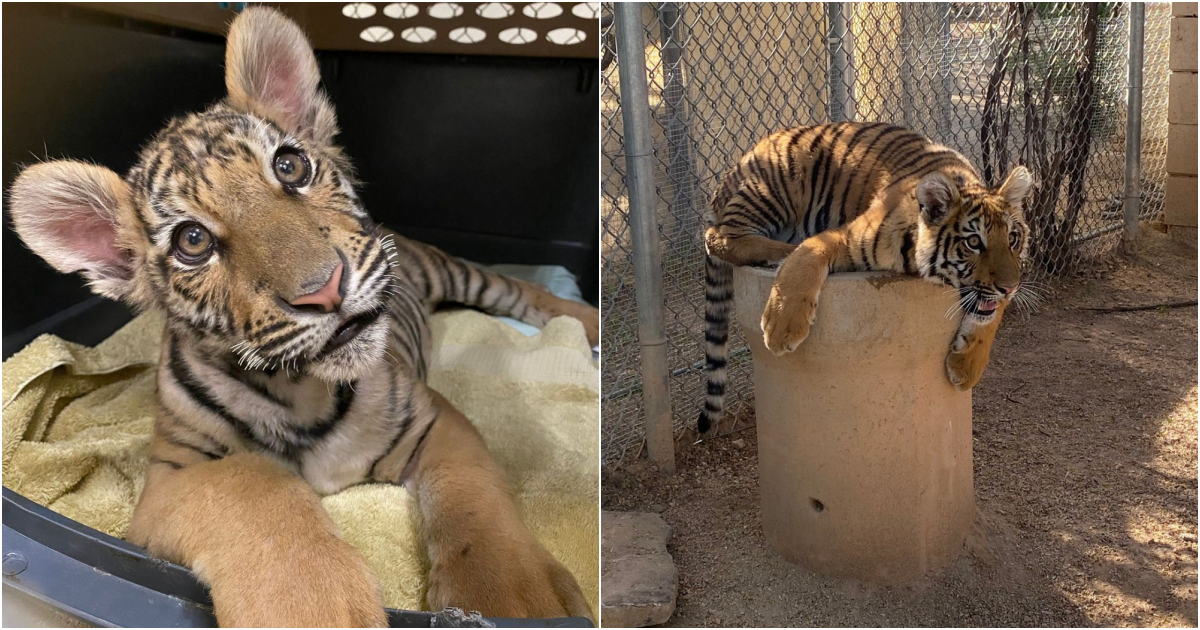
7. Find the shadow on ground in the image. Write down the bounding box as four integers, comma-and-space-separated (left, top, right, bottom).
602, 230, 1197, 627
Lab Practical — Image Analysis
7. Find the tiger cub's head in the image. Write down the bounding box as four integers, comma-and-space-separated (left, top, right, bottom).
914, 166, 1033, 324
8, 8, 393, 383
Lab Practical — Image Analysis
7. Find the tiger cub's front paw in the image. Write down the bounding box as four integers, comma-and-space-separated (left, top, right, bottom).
427, 531, 592, 622
945, 346, 986, 391
761, 289, 818, 355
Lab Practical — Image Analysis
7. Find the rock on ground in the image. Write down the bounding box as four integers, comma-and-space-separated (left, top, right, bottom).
601, 511, 677, 627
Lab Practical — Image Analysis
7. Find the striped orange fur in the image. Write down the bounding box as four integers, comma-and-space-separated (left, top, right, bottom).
699, 122, 1032, 435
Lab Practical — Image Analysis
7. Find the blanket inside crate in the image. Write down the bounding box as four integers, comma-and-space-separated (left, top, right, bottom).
1, 266, 598, 615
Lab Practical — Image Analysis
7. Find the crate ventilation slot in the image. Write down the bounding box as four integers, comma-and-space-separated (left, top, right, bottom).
498, 27, 537, 44
571, 3, 599, 19
427, 3, 464, 19
360, 26, 394, 42
449, 26, 487, 44
382, 3, 419, 19
523, 2, 563, 18
341, 2, 595, 55
399, 26, 437, 43
546, 27, 586, 45
343, 3, 377, 18
476, 3, 514, 18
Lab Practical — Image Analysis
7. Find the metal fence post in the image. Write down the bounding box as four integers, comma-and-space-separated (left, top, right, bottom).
938, 2, 954, 140
615, 2, 676, 474
658, 3, 698, 236
827, 2, 855, 122
1122, 2, 1145, 254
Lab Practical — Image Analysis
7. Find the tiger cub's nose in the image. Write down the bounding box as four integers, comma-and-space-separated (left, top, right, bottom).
997, 281, 1020, 297
289, 262, 344, 313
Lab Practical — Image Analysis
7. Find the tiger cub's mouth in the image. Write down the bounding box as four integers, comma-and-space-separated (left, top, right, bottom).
318, 307, 385, 358
960, 287, 1003, 320
974, 298, 1000, 317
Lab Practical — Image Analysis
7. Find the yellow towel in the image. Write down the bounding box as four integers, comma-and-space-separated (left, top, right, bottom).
1, 308, 599, 616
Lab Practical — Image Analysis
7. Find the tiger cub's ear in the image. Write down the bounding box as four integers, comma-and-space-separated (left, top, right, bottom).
916, 171, 958, 225
224, 7, 338, 143
8, 161, 139, 301
998, 165, 1034, 213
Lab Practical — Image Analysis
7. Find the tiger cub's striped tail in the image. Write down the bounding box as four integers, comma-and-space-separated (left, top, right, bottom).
698, 250, 734, 435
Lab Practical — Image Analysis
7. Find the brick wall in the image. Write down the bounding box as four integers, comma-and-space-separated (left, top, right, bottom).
1165, 2, 1198, 244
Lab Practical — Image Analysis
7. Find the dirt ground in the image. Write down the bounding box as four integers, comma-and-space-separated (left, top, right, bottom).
603, 229, 1198, 627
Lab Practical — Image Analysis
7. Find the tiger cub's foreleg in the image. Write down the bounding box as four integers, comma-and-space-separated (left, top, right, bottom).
401, 389, 594, 622
127, 444, 387, 627
945, 302, 1006, 391
761, 229, 853, 355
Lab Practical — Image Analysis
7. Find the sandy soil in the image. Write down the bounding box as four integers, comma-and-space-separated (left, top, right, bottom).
602, 229, 1197, 627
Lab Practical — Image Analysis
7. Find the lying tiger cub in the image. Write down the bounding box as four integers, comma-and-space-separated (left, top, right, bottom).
8, 8, 596, 626
699, 122, 1033, 434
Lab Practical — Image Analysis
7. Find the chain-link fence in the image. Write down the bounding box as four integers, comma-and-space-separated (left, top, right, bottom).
600, 2, 1172, 465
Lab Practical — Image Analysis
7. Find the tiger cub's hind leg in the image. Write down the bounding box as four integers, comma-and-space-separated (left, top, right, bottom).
704, 225, 797, 268
382, 229, 598, 346
945, 302, 1007, 391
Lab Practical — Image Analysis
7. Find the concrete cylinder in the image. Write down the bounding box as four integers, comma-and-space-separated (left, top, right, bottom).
734, 267, 974, 584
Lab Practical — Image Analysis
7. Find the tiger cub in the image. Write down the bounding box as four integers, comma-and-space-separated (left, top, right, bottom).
8, 8, 596, 626
699, 122, 1032, 434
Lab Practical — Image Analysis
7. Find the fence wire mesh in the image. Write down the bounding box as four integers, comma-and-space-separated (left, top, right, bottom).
600, 2, 1172, 465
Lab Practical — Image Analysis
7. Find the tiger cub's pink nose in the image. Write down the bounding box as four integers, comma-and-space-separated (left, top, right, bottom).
289, 262, 344, 313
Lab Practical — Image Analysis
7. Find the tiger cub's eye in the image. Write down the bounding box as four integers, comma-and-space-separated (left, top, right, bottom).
173, 222, 214, 263
965, 234, 983, 251
273, 148, 311, 188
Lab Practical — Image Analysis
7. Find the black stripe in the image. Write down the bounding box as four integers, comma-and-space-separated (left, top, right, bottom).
887, 151, 965, 190
900, 226, 917, 274
785, 127, 807, 180
369, 386, 416, 481
357, 240, 376, 270
805, 126, 833, 233
271, 380, 358, 461
928, 226, 945, 273
831, 123, 889, 225
400, 414, 438, 480
871, 203, 900, 267
813, 123, 857, 234
168, 340, 263, 451
939, 224, 955, 263
844, 126, 904, 220
229, 369, 291, 409
448, 261, 470, 303
160, 428, 224, 460
295, 381, 357, 442
149, 457, 185, 470
256, 319, 293, 339
257, 325, 307, 355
